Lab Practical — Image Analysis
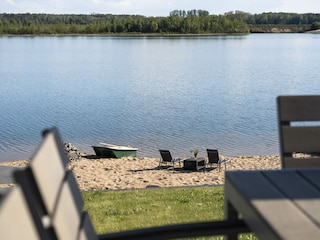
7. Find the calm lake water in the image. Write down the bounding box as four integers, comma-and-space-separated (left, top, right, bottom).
0, 34, 320, 161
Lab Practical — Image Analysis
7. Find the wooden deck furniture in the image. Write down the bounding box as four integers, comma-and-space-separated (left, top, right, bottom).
277, 95, 320, 168
225, 169, 320, 240
12, 128, 97, 240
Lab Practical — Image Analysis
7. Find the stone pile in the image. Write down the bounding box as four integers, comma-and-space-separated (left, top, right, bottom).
63, 142, 83, 162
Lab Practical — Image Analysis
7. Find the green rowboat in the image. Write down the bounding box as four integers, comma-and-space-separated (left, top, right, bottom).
92, 143, 138, 158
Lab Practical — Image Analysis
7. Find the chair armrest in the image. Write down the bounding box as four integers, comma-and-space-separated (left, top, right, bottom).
173, 158, 181, 163
219, 159, 231, 164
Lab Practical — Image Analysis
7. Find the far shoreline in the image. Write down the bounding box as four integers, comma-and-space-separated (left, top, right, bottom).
1, 29, 319, 38
0, 32, 249, 37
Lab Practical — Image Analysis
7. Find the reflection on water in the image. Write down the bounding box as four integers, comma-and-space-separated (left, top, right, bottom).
0, 34, 320, 161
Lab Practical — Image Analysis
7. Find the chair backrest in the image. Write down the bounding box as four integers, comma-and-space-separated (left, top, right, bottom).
12, 128, 97, 240
277, 95, 320, 168
159, 150, 173, 162
207, 149, 219, 164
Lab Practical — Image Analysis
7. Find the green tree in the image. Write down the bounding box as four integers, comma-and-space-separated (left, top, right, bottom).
150, 20, 159, 32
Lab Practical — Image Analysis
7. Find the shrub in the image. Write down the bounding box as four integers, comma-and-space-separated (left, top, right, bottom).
311, 22, 320, 30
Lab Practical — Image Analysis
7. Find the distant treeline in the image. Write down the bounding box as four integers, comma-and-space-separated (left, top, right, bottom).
225, 11, 320, 25
0, 10, 320, 35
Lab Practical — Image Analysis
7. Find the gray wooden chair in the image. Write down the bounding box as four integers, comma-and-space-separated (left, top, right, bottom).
206, 149, 230, 171
12, 128, 97, 240
277, 95, 320, 168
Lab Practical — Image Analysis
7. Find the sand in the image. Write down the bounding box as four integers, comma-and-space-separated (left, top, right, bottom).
0, 155, 281, 191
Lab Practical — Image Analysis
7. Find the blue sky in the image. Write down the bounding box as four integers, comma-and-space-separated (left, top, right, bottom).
1, 0, 320, 16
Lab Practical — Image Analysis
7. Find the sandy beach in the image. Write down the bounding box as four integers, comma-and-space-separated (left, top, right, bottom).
0, 155, 280, 191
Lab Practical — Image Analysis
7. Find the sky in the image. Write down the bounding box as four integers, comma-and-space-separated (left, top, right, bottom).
1, 0, 320, 16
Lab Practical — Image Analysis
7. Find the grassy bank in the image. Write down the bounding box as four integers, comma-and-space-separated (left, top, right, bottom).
83, 186, 256, 239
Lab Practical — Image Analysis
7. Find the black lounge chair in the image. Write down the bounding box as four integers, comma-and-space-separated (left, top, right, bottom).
206, 149, 230, 171
158, 150, 181, 169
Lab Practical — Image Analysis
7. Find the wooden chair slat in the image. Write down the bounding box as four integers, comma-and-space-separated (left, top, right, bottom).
30, 129, 69, 213
282, 126, 320, 152
278, 95, 320, 121
0, 187, 41, 240
52, 171, 83, 240
283, 157, 320, 168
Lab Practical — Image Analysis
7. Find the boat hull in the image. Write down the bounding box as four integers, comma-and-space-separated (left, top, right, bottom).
92, 146, 137, 158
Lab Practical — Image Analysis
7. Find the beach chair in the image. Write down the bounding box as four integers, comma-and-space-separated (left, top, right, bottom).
206, 149, 230, 171
277, 95, 320, 168
158, 150, 181, 169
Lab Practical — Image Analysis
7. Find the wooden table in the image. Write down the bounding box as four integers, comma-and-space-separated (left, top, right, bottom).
183, 158, 205, 171
224, 169, 320, 240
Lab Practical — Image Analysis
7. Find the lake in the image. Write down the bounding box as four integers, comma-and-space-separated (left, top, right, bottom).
0, 34, 319, 161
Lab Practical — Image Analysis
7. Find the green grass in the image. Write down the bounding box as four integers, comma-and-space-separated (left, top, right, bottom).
83, 186, 256, 239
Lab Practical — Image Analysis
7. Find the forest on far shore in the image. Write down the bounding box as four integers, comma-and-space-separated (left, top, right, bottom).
1, 10, 320, 35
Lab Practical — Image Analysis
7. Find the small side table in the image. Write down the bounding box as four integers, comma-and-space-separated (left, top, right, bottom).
183, 158, 205, 171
